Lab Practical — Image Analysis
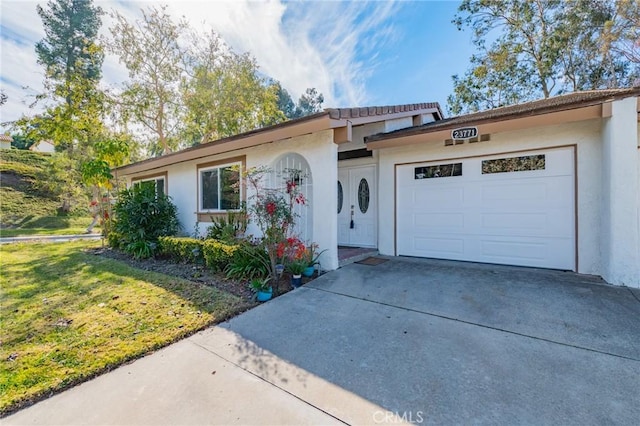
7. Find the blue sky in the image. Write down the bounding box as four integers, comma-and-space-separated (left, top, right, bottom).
0, 0, 475, 130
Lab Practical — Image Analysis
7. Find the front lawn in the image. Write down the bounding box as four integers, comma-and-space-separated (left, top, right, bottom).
0, 241, 248, 415
0, 215, 97, 237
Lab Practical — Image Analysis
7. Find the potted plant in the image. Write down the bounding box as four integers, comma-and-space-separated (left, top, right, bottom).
249, 277, 273, 302
287, 260, 307, 288
302, 243, 326, 277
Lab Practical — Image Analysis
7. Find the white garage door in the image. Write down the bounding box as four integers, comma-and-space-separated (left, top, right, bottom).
396, 147, 575, 270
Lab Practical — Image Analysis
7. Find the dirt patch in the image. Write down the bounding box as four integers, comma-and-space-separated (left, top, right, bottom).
89, 247, 302, 301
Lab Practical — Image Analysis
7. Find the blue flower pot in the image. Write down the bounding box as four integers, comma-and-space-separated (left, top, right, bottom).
302, 266, 315, 277
256, 288, 273, 302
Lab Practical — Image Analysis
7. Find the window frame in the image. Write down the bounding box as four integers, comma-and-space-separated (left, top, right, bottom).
197, 158, 244, 214
131, 172, 168, 197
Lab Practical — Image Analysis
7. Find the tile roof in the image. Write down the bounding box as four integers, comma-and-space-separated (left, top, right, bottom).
366, 87, 640, 142
327, 103, 442, 120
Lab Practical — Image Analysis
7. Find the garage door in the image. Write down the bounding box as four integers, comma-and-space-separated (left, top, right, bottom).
396, 147, 575, 270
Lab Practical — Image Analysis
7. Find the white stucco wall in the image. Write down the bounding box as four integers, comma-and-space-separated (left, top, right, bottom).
377, 119, 605, 277
601, 97, 639, 287
385, 117, 413, 132
338, 122, 385, 152
126, 129, 339, 270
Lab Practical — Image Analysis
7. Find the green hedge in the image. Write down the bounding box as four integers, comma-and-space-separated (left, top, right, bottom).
202, 239, 239, 271
158, 236, 239, 271
158, 237, 203, 263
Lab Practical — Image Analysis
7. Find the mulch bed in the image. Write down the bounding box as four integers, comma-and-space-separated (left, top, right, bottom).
89, 247, 299, 301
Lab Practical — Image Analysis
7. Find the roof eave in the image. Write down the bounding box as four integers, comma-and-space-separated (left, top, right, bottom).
365, 103, 608, 150
115, 113, 332, 176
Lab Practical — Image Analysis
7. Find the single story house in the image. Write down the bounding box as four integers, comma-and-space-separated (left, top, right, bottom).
115, 102, 443, 272
115, 87, 640, 288
0, 134, 12, 150
29, 140, 55, 153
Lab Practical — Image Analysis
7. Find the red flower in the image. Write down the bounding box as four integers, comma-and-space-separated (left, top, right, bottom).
265, 202, 276, 215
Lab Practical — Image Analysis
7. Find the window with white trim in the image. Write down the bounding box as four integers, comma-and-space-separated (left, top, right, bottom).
199, 163, 241, 211
132, 176, 166, 197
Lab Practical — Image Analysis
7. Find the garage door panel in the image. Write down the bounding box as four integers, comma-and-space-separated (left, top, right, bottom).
414, 213, 464, 230
414, 186, 464, 208
481, 182, 548, 202
478, 237, 574, 269
397, 148, 575, 270
413, 236, 465, 255
481, 212, 547, 230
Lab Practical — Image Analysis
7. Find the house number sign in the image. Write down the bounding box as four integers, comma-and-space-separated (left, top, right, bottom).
451, 127, 478, 140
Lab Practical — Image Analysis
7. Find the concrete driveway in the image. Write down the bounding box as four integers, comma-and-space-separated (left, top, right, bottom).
6, 257, 640, 425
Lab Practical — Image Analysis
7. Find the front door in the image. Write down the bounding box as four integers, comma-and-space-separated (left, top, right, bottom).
338, 165, 377, 247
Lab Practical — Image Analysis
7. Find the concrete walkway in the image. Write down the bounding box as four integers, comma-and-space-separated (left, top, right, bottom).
0, 234, 102, 244
5, 257, 640, 425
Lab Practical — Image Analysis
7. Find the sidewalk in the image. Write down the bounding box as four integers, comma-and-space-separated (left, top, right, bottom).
4, 326, 384, 425
0, 234, 103, 244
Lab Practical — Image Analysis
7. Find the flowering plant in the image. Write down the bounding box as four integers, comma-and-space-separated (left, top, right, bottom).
276, 237, 306, 263
243, 166, 307, 285
302, 243, 327, 267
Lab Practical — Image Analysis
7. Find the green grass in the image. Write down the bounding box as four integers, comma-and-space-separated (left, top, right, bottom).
0, 150, 51, 170
1, 149, 92, 235
0, 241, 248, 414
0, 215, 96, 237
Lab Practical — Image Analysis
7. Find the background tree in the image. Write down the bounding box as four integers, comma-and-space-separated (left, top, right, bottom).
10, 133, 36, 150
273, 81, 296, 119
181, 30, 284, 145
12, 0, 105, 212
109, 6, 186, 155
294, 87, 324, 117
24, 0, 105, 155
273, 84, 325, 120
602, 0, 640, 66
448, 0, 639, 115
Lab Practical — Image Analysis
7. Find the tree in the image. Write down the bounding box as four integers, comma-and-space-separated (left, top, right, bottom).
81, 134, 130, 236
273, 81, 296, 119
181, 30, 284, 145
273, 84, 325, 120
448, 0, 639, 115
10, 133, 36, 150
20, 0, 105, 156
108, 6, 186, 155
294, 88, 324, 117
602, 0, 640, 66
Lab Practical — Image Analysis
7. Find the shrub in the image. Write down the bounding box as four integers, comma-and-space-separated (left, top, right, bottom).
224, 242, 270, 280
107, 231, 125, 250
111, 184, 180, 258
202, 239, 239, 271
158, 236, 204, 263
205, 210, 248, 243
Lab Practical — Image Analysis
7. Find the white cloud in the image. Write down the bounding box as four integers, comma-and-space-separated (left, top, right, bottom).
1, 0, 402, 131
160, 0, 401, 107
